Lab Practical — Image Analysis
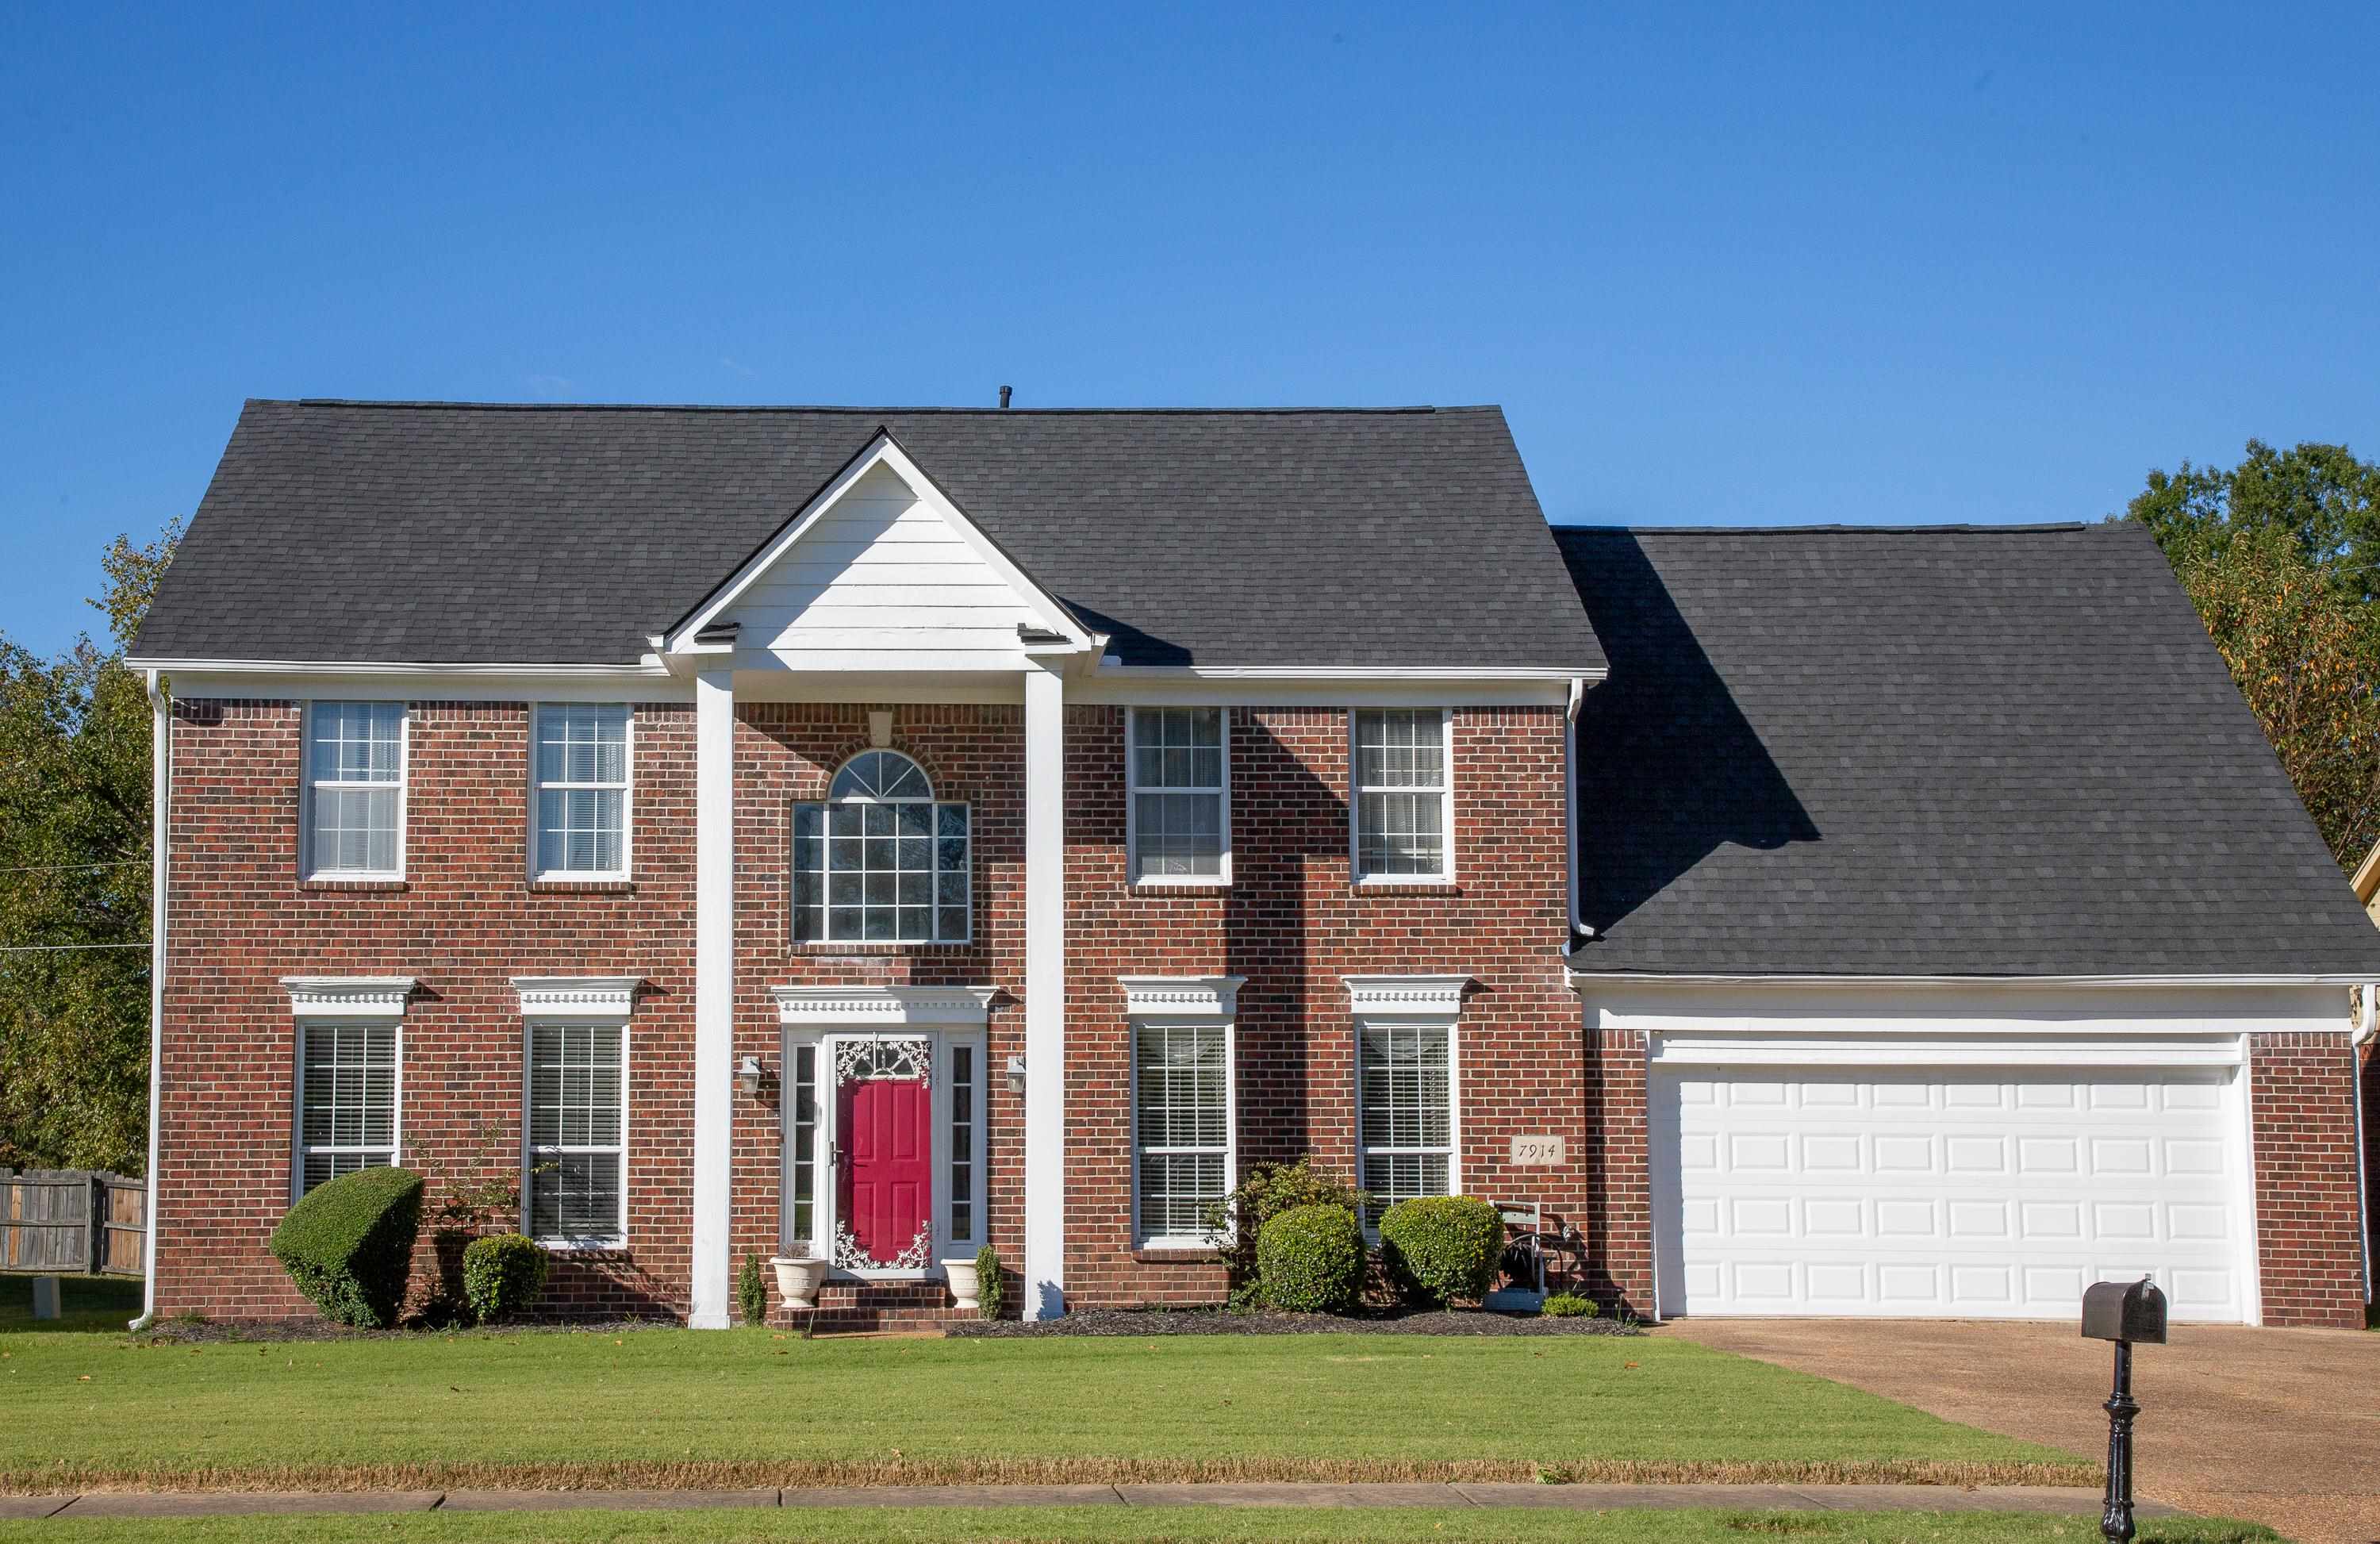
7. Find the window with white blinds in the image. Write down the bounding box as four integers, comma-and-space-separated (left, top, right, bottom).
1133, 1021, 1232, 1246
305, 702, 406, 878
534, 704, 631, 878
526, 1023, 627, 1246
297, 1021, 399, 1195
1353, 709, 1451, 880
1357, 1020, 1453, 1226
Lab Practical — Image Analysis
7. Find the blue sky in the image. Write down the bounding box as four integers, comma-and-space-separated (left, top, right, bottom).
4, 2, 2376, 657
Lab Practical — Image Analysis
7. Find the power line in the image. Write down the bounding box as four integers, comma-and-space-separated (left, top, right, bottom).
0, 942, 149, 954
0, 858, 147, 877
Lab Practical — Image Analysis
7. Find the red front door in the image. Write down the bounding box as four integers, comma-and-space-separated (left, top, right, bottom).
839, 1074, 933, 1266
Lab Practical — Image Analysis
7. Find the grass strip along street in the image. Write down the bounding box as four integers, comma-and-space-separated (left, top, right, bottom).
0, 1323, 2090, 1495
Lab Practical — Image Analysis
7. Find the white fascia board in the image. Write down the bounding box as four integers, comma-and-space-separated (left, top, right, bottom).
1568, 969, 2377, 989
1647, 1033, 2250, 1069
1119, 975, 1245, 1019
281, 977, 417, 1017
770, 985, 999, 1028
665, 432, 1092, 656
512, 976, 643, 1020
162, 670, 692, 703
127, 657, 667, 678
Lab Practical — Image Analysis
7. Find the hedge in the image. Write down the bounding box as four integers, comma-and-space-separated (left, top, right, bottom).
462, 1233, 551, 1324
1255, 1203, 1365, 1313
1378, 1194, 1504, 1307
268, 1166, 425, 1327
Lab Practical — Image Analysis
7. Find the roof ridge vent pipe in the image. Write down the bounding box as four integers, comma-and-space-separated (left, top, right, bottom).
998, 385, 1012, 409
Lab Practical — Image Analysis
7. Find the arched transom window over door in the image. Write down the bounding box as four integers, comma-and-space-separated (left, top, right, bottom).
793, 751, 973, 944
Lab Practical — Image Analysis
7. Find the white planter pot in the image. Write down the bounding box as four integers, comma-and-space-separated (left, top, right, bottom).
942, 1258, 981, 1312
771, 1254, 828, 1310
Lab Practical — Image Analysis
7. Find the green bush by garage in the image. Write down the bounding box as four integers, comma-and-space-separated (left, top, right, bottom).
1378, 1195, 1505, 1308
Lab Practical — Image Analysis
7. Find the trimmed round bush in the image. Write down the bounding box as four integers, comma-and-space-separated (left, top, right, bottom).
1255, 1204, 1365, 1314
462, 1233, 551, 1324
1541, 1292, 1598, 1318
268, 1165, 425, 1328
1378, 1195, 1505, 1308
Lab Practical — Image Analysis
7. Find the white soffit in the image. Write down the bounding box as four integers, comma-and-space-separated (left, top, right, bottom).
770, 985, 998, 1027
1119, 975, 1246, 1019
281, 977, 416, 1018
1343, 974, 1472, 1016
511, 976, 642, 1020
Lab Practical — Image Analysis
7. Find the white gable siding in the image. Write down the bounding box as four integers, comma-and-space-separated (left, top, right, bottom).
724, 464, 1042, 670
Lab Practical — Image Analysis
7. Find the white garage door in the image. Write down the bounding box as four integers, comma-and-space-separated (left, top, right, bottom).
1649, 1066, 2250, 1323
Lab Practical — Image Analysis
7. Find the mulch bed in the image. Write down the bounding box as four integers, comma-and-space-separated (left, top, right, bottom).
948, 1308, 1640, 1338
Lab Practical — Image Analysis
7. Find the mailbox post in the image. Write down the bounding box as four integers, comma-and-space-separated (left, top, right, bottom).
2079, 1277, 2167, 1543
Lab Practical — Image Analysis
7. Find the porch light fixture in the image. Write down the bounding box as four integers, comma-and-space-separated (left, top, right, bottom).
1006, 1054, 1027, 1096
736, 1055, 766, 1098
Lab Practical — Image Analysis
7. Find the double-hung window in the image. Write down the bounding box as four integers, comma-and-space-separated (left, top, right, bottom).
1127, 708, 1228, 882
1353, 709, 1451, 881
1356, 1020, 1454, 1226
1133, 1021, 1232, 1246
296, 1021, 399, 1195
526, 1022, 627, 1246
793, 751, 971, 943
534, 704, 631, 880
305, 702, 406, 879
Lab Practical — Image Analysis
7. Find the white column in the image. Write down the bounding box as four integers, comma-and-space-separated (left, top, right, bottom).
689, 666, 735, 1328
1022, 664, 1067, 1319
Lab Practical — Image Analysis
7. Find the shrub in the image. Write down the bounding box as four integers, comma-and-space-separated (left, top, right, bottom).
1541, 1292, 1598, 1318
1203, 1161, 1372, 1301
461, 1233, 549, 1324
1255, 1204, 1365, 1313
268, 1166, 426, 1328
1378, 1195, 1505, 1308
738, 1254, 768, 1326
975, 1245, 1007, 1321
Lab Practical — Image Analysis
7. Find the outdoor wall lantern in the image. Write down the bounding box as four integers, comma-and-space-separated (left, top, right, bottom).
735, 1055, 766, 1098
2079, 1275, 2167, 1542
1005, 1054, 1027, 1096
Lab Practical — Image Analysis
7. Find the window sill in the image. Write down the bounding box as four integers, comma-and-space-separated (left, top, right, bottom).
1130, 877, 1231, 892
300, 876, 409, 893
538, 1238, 628, 1254
793, 941, 976, 954
530, 877, 635, 894
1133, 1244, 1224, 1264
1350, 877, 1460, 893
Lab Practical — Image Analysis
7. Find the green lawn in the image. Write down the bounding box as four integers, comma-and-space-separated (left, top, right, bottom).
0, 1273, 140, 1334
0, 1325, 2087, 1493
0, 1507, 2279, 1544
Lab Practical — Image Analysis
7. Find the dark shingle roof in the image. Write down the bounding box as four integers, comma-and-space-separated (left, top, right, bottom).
132, 400, 1603, 673
1559, 521, 2380, 978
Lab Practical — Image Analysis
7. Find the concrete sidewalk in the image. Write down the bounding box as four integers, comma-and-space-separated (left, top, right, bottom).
0, 1482, 2170, 1520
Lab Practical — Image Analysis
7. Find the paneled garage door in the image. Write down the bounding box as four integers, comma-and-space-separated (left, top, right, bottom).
1649, 1066, 2250, 1323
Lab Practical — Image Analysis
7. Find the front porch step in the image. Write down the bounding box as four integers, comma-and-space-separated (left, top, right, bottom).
781, 1280, 985, 1332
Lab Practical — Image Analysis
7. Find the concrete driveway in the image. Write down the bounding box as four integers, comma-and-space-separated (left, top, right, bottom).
1669, 1318, 2380, 1544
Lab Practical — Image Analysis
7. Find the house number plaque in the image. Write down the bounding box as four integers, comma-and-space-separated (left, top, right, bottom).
1510, 1135, 1564, 1167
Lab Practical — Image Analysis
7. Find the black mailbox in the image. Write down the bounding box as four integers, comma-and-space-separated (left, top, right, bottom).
2081, 1277, 2167, 1345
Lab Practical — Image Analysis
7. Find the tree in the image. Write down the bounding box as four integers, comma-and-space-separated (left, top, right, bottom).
0, 522, 177, 1172
2123, 444, 2380, 870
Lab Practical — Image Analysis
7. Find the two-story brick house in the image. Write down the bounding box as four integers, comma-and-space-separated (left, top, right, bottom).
126, 400, 2380, 1331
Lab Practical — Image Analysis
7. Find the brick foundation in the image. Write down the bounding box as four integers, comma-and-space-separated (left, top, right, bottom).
2249, 1032, 2368, 1327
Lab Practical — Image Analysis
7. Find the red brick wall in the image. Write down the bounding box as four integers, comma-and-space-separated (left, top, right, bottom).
159, 696, 1581, 1323
2249, 1032, 2367, 1327
155, 699, 697, 1323
1579, 1027, 1653, 1316
1059, 705, 1579, 1308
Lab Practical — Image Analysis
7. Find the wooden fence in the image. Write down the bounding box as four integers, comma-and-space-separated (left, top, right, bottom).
0, 1170, 145, 1277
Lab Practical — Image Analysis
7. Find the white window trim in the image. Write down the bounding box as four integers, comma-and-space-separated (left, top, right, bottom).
1125, 706, 1233, 888
793, 751, 975, 947
530, 703, 634, 884
300, 701, 409, 882
283, 977, 413, 1205
516, 977, 636, 1251
1345, 975, 1468, 1235
1128, 984, 1238, 1250
776, 1024, 986, 1277
1349, 707, 1456, 885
